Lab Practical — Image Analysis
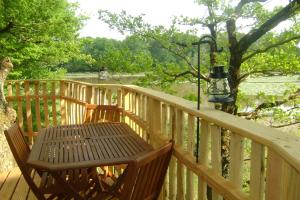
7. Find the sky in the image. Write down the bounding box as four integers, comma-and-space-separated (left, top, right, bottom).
68, 0, 290, 40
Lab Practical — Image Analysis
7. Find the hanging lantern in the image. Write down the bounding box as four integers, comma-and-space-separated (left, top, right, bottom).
208, 65, 234, 103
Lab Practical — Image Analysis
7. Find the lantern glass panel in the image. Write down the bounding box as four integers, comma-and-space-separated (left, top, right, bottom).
208, 77, 232, 102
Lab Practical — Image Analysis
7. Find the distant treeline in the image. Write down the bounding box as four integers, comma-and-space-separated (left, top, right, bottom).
64, 35, 197, 73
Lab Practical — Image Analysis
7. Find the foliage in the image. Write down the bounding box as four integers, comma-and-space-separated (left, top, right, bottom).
0, 0, 84, 79
65, 36, 154, 74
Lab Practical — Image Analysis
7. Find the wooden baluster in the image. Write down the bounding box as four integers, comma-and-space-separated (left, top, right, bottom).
134, 93, 139, 133
141, 95, 147, 139
67, 82, 72, 124
72, 83, 79, 124
132, 92, 136, 114
285, 166, 300, 200
176, 109, 184, 200
128, 91, 132, 112
229, 133, 244, 189
123, 90, 129, 124
15, 82, 23, 131
70, 83, 75, 124
137, 93, 142, 136
265, 149, 292, 200
51, 82, 57, 126
186, 114, 195, 200
129, 92, 133, 128
250, 141, 266, 200
42, 82, 49, 127
7, 81, 12, 107
93, 87, 98, 104
81, 85, 86, 121
160, 103, 168, 200
24, 81, 33, 145
161, 104, 167, 136
107, 88, 112, 105
210, 124, 222, 200
169, 106, 176, 200
60, 81, 66, 125
101, 89, 105, 105
198, 119, 210, 200
34, 81, 41, 130
75, 84, 81, 124
117, 89, 122, 107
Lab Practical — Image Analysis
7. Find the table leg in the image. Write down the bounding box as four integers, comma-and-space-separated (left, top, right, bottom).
51, 171, 85, 200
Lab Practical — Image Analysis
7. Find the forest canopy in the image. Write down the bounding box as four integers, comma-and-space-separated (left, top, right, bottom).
0, 0, 84, 79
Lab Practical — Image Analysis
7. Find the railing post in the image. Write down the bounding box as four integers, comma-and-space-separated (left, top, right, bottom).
147, 98, 161, 146
85, 85, 93, 104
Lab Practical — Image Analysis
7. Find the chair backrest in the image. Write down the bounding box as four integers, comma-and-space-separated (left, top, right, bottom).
4, 123, 45, 200
120, 141, 174, 200
84, 104, 122, 123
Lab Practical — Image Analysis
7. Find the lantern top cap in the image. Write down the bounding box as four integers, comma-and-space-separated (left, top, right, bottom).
210, 65, 227, 78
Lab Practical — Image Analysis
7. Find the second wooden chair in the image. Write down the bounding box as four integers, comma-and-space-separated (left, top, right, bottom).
84, 104, 122, 123
97, 140, 174, 200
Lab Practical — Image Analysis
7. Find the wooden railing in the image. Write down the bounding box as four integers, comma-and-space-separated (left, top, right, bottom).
5, 80, 300, 200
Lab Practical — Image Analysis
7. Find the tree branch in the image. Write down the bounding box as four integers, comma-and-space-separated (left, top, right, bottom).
162, 69, 210, 82
271, 122, 300, 128
145, 34, 197, 71
238, 69, 289, 82
235, 0, 268, 16
239, 0, 300, 53
242, 35, 300, 61
238, 88, 300, 119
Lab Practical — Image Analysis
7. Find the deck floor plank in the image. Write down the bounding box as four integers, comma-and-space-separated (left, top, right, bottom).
0, 168, 22, 200
26, 171, 40, 200
0, 171, 9, 190
11, 174, 30, 200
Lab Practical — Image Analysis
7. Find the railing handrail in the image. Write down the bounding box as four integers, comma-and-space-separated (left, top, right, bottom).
121, 84, 300, 172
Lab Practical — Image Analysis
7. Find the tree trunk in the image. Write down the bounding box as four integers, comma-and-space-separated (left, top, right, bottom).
0, 57, 17, 173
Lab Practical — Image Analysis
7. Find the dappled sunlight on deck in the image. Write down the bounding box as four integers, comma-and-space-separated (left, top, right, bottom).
0, 168, 37, 200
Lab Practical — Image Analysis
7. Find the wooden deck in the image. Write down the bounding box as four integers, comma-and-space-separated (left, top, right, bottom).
3, 80, 300, 200
0, 168, 37, 200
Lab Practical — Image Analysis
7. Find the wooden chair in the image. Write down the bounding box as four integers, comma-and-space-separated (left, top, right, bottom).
84, 104, 122, 123
4, 123, 101, 200
98, 140, 174, 200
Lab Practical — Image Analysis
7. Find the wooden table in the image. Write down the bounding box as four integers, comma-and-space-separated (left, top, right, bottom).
27, 122, 153, 171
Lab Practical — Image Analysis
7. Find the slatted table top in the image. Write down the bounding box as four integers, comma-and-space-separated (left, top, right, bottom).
27, 122, 153, 171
